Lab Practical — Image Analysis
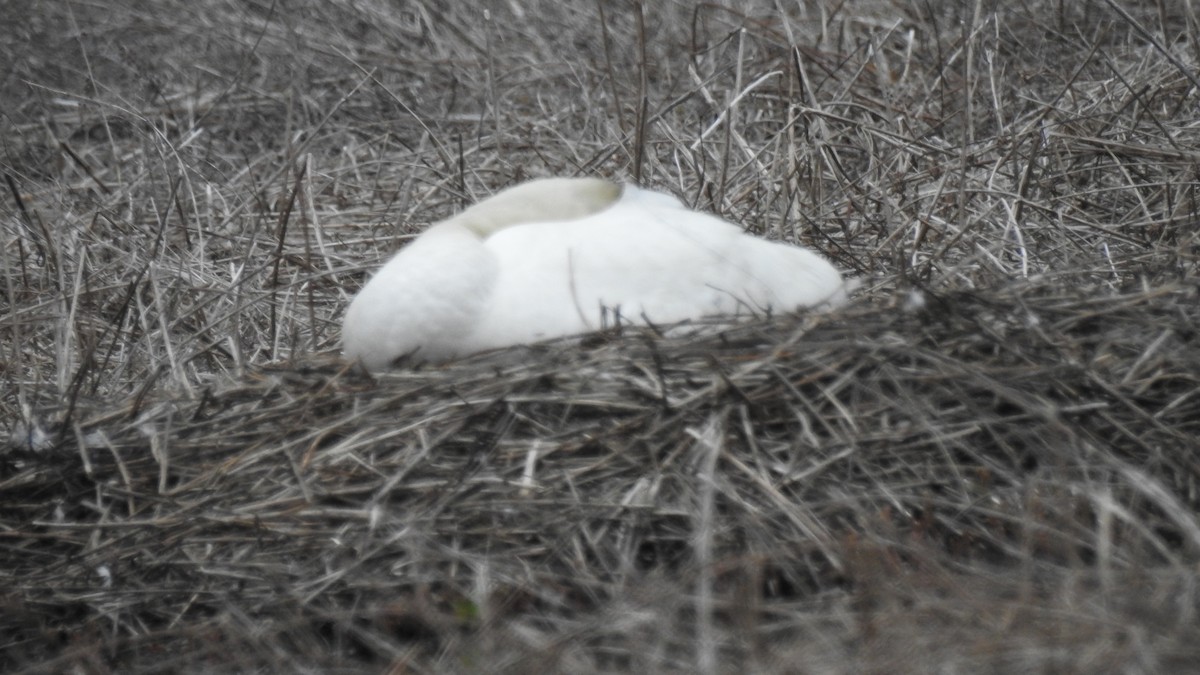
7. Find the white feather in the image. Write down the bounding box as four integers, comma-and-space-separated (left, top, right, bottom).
343, 178, 847, 370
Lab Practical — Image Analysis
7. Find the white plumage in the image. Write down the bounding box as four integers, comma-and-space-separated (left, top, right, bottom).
342, 177, 847, 370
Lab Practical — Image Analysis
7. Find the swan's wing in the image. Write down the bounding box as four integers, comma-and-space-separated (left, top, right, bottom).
465, 200, 844, 351
713, 228, 848, 310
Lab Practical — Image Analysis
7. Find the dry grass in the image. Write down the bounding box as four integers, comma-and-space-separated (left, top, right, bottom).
3, 0, 1199, 672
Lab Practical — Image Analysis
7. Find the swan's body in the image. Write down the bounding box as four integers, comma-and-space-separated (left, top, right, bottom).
343, 178, 847, 370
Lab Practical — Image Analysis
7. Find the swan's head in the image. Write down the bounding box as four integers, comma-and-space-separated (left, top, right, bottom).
453, 177, 623, 237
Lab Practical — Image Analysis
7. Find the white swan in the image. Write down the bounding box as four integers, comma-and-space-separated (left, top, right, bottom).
342, 177, 847, 370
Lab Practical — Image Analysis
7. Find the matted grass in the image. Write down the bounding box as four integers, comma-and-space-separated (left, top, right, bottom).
3, 0, 1199, 672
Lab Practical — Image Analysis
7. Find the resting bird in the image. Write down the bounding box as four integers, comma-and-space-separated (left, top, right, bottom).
342, 177, 847, 370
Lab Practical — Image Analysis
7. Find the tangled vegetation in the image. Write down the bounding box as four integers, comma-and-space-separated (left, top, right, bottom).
3, 1, 1198, 672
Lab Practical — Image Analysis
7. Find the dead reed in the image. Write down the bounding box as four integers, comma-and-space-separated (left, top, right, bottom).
3, 0, 1198, 672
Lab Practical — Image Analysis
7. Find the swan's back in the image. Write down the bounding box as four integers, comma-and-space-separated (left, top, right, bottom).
455, 177, 622, 235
